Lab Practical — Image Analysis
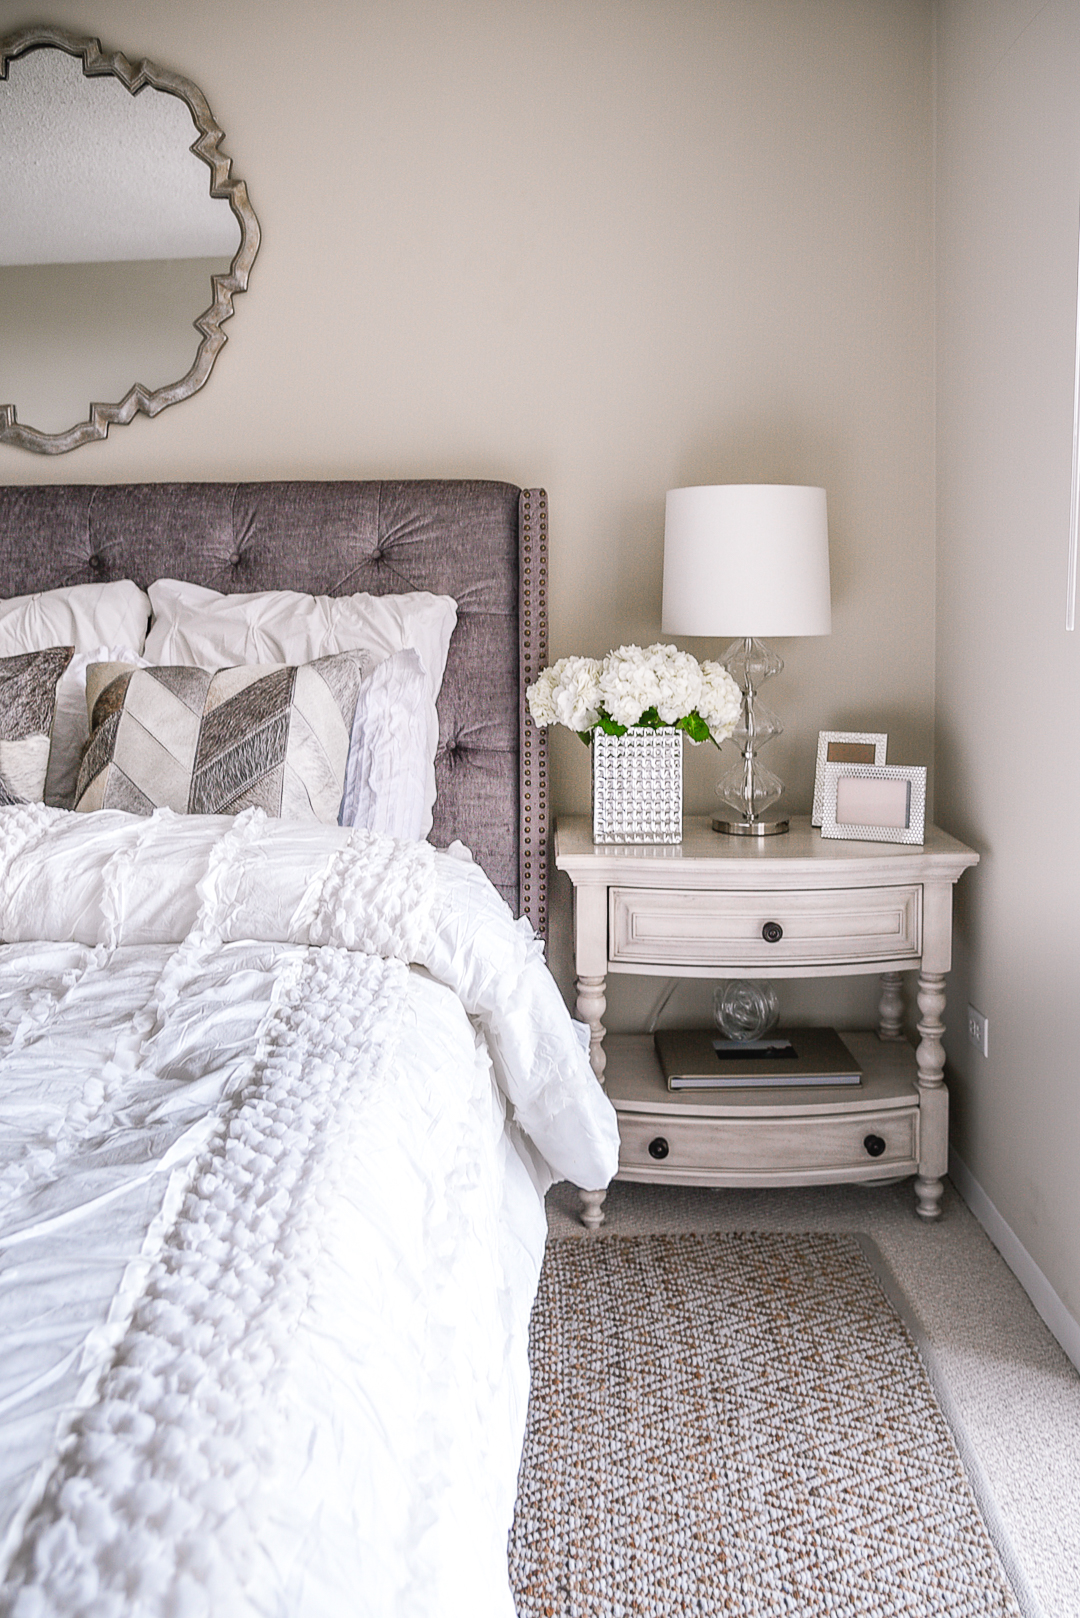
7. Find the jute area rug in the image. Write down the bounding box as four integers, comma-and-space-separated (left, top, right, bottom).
509, 1232, 1028, 1618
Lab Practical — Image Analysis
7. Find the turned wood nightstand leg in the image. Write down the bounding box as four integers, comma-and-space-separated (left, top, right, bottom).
579, 1189, 607, 1229
914, 970, 948, 1220
878, 971, 906, 1041
576, 974, 607, 1084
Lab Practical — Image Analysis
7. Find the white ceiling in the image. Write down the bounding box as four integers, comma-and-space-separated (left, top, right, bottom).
0, 45, 241, 267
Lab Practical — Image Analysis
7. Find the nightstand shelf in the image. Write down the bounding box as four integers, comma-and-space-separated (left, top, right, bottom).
605, 1030, 918, 1184
555, 815, 978, 1227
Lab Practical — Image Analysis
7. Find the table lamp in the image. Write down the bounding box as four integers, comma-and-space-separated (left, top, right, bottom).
662, 484, 831, 836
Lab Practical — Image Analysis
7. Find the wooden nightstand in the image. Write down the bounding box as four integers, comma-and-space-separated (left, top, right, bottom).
554, 815, 978, 1227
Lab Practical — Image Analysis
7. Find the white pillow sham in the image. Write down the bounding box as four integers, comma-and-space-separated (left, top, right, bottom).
145, 580, 456, 687
0, 581, 151, 659
339, 649, 434, 841
0, 582, 153, 810
145, 581, 458, 837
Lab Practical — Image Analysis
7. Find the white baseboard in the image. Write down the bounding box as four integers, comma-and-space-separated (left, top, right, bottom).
949, 1148, 1080, 1375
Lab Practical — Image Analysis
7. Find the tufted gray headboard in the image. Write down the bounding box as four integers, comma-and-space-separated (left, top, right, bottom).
0, 480, 549, 935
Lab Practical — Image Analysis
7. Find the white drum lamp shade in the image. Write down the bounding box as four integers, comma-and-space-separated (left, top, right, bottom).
662, 484, 831, 638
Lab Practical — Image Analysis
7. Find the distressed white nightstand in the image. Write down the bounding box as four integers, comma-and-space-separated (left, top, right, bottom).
554, 815, 978, 1228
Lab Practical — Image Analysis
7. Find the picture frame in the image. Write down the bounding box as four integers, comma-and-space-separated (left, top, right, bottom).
812, 732, 888, 826
820, 762, 927, 846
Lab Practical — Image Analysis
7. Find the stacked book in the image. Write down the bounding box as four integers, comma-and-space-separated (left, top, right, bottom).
654, 1027, 862, 1091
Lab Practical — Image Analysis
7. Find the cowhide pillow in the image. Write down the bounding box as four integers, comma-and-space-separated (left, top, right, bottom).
0, 646, 74, 807
75, 652, 371, 823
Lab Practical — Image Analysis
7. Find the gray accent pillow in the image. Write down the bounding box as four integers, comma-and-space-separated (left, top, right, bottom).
75, 652, 371, 823
0, 646, 74, 806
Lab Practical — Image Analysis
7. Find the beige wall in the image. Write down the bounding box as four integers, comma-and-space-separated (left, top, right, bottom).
936, 0, 1080, 1326
1, 1, 934, 1030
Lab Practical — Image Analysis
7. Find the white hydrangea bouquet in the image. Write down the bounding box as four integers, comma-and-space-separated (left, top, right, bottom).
526, 643, 741, 746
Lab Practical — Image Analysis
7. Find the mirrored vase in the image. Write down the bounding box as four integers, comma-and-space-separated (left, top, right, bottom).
591, 727, 682, 844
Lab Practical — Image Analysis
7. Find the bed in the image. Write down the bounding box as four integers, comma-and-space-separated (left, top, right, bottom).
0, 481, 619, 1617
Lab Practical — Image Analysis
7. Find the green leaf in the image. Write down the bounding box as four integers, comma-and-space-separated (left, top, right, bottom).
679, 711, 712, 745
595, 711, 628, 737
577, 730, 593, 746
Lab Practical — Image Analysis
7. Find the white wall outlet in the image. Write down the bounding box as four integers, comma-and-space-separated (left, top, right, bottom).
967, 1004, 989, 1057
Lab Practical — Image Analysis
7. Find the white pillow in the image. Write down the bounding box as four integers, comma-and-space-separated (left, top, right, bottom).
0, 581, 151, 658
145, 580, 456, 686
0, 582, 153, 810
146, 581, 458, 834
339, 649, 434, 840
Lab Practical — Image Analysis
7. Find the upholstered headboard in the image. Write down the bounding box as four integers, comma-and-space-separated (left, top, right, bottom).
0, 480, 549, 935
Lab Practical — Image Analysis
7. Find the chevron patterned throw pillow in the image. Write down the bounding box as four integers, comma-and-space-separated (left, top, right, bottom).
74, 652, 371, 823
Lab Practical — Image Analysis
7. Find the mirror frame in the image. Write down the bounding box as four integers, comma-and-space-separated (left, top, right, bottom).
0, 24, 260, 455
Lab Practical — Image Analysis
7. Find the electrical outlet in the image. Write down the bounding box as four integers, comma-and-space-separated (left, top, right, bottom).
967, 1005, 989, 1057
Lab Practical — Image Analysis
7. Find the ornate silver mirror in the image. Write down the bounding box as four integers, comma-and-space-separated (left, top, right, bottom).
0, 26, 260, 454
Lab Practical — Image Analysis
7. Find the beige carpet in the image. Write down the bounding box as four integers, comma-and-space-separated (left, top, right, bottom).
510, 1230, 1027, 1617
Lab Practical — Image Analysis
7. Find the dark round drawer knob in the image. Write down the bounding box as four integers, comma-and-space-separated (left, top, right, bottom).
762, 921, 784, 943
648, 1136, 670, 1161
863, 1134, 887, 1158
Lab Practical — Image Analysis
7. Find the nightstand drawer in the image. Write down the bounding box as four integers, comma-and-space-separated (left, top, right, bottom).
609, 884, 921, 969
617, 1106, 918, 1179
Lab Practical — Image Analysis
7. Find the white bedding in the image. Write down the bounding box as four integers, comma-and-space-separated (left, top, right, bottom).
0, 807, 619, 1617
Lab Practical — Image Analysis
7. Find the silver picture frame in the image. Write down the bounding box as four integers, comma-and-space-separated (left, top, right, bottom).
812, 731, 888, 826
820, 762, 927, 846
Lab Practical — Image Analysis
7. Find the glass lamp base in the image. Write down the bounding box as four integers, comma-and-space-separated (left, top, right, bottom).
711, 815, 790, 837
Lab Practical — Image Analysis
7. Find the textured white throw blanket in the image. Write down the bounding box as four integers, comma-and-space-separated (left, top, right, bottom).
0, 807, 619, 1618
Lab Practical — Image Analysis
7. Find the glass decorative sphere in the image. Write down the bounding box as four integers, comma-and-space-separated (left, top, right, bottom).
713, 980, 779, 1043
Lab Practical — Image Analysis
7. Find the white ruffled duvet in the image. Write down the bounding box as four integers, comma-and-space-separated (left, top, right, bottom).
0, 807, 619, 1618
